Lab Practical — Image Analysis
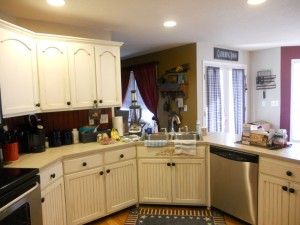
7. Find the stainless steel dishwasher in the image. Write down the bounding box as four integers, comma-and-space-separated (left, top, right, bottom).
210, 146, 258, 225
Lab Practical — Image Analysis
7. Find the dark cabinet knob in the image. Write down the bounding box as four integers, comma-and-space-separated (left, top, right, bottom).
289, 188, 295, 193
172, 162, 176, 166
120, 154, 124, 158
36, 103, 40, 107
167, 162, 171, 166
282, 186, 288, 191
67, 101, 71, 106
50, 173, 56, 179
286, 171, 293, 176
82, 162, 87, 166
100, 171, 104, 175
106, 169, 110, 173
99, 100, 103, 103
41, 197, 45, 203
93, 100, 97, 104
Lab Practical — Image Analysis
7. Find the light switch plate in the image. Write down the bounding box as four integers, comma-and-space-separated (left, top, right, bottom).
100, 114, 109, 124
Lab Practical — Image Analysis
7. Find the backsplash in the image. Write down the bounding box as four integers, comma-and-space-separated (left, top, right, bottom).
3, 108, 112, 133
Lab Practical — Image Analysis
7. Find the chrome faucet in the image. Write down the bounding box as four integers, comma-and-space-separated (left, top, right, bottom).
171, 114, 181, 132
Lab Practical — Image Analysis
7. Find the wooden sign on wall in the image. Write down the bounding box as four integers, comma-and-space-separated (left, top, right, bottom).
214, 47, 239, 61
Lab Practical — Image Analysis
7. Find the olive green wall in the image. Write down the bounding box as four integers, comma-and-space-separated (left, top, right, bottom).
122, 43, 197, 131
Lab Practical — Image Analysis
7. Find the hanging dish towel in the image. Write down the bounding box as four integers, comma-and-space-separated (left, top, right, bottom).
174, 140, 197, 155
144, 140, 168, 147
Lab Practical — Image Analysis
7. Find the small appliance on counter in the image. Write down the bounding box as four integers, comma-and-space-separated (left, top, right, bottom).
18, 114, 46, 153
128, 90, 143, 136
48, 130, 62, 147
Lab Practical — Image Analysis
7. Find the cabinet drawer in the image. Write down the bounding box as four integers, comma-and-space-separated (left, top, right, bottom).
260, 157, 300, 182
137, 145, 206, 158
63, 153, 103, 174
40, 161, 63, 190
104, 147, 136, 164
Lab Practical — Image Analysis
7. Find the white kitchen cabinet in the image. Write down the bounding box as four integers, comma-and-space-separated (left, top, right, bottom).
172, 158, 206, 204
138, 158, 172, 203
37, 40, 71, 111
68, 43, 97, 109
104, 147, 138, 213
258, 157, 300, 225
0, 28, 39, 117
105, 159, 138, 213
63, 153, 105, 225
41, 177, 67, 225
40, 162, 67, 225
64, 167, 106, 225
137, 145, 207, 205
95, 45, 122, 107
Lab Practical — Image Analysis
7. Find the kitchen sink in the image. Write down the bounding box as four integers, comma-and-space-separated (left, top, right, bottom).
174, 132, 201, 140
144, 132, 170, 140
144, 132, 202, 141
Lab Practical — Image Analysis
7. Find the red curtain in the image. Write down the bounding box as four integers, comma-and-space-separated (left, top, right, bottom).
133, 62, 158, 120
121, 67, 131, 103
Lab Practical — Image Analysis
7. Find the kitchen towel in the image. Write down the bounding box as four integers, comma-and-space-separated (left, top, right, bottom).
174, 140, 197, 155
144, 140, 168, 147
112, 116, 124, 136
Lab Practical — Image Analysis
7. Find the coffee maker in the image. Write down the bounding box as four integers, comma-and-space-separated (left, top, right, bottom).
18, 114, 46, 153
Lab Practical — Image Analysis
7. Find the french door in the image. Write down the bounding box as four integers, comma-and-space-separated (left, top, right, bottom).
203, 61, 247, 134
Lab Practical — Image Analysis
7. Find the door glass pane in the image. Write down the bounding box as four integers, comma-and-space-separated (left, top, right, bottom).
1, 202, 31, 225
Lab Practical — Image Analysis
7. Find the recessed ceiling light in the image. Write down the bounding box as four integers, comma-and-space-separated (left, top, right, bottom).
164, 21, 177, 28
247, 0, 266, 5
47, 0, 65, 7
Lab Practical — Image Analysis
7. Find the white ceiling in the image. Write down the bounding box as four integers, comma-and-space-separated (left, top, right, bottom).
0, 0, 300, 59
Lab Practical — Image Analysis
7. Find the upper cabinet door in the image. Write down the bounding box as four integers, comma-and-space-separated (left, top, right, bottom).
37, 40, 71, 111
95, 45, 122, 107
68, 43, 97, 109
0, 28, 39, 117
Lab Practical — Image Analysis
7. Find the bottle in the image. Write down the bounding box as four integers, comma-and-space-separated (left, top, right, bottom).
196, 120, 201, 135
154, 121, 158, 133
72, 128, 79, 144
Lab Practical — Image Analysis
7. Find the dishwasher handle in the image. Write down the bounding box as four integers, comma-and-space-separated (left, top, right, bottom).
210, 146, 258, 163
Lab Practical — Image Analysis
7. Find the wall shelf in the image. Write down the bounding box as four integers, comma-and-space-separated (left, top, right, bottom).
159, 83, 189, 98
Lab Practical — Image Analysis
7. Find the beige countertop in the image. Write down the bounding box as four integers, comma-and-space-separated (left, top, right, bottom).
4, 132, 300, 170
203, 132, 300, 163
5, 141, 136, 170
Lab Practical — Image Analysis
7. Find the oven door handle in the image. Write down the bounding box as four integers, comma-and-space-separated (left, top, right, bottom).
0, 182, 39, 213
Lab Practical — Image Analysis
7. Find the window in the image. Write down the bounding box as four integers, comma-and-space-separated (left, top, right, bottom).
203, 61, 247, 134
121, 71, 153, 124
290, 59, 300, 142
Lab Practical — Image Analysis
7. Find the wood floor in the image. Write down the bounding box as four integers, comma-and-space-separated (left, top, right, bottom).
86, 205, 249, 225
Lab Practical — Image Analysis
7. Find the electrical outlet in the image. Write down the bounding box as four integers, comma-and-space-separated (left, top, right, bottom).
184, 105, 188, 112
100, 114, 109, 124
89, 118, 94, 125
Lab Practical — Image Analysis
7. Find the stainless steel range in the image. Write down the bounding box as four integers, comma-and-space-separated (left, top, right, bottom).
0, 168, 43, 225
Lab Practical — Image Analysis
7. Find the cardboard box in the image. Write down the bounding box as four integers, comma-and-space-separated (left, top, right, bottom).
250, 132, 268, 147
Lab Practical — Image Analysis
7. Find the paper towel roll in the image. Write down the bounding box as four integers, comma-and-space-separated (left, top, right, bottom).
112, 116, 124, 136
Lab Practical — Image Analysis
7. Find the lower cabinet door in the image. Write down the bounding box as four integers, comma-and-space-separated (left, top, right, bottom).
288, 182, 300, 225
258, 173, 289, 225
105, 159, 138, 213
41, 177, 67, 225
172, 159, 206, 204
64, 167, 105, 225
138, 158, 172, 203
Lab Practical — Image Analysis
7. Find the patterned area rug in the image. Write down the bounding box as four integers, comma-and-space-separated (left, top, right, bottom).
125, 207, 226, 225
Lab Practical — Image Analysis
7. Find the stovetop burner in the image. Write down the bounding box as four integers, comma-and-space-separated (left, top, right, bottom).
0, 168, 39, 196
